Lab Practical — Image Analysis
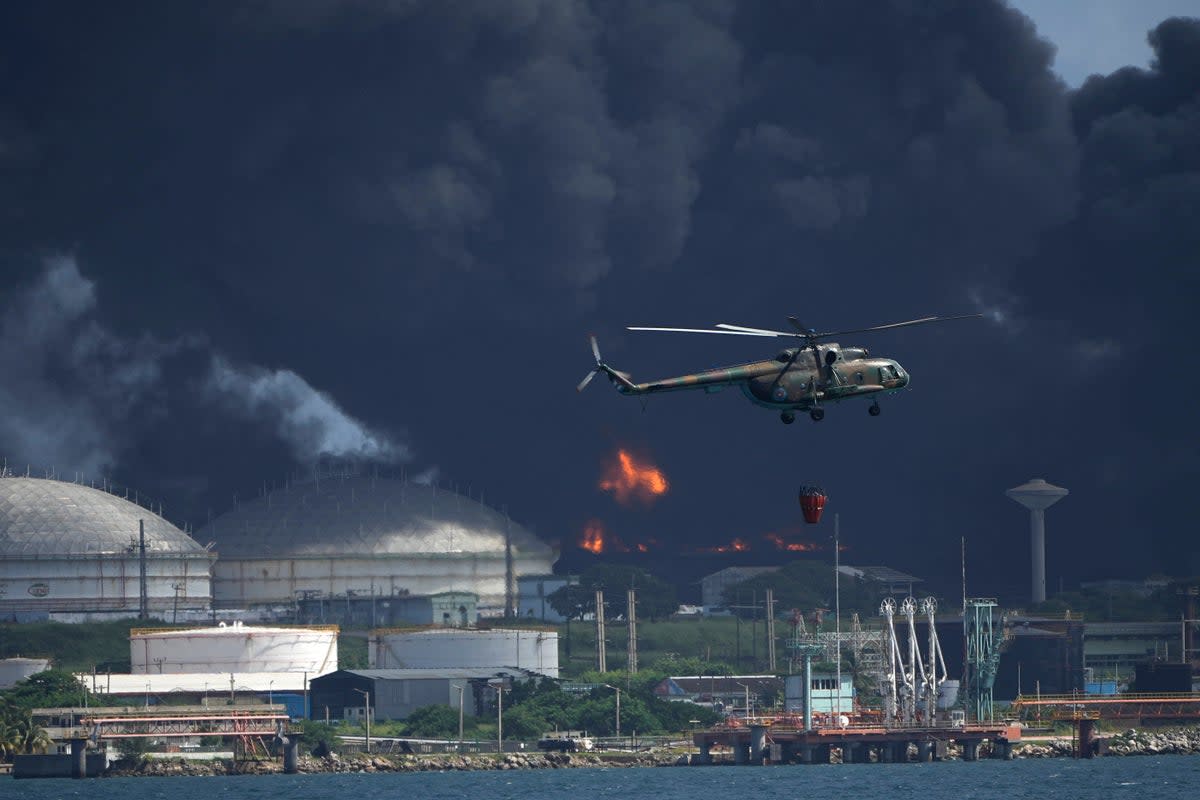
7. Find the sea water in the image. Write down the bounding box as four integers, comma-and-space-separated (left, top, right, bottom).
9, 757, 1200, 800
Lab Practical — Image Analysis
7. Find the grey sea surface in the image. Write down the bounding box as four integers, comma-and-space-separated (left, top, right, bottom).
10, 757, 1200, 800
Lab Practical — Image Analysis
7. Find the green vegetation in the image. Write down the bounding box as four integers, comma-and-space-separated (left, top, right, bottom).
548, 565, 678, 621
0, 618, 145, 672
0, 669, 112, 762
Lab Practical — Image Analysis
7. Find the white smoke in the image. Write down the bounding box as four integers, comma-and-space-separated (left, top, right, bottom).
0, 256, 139, 476
206, 356, 409, 464
0, 257, 412, 478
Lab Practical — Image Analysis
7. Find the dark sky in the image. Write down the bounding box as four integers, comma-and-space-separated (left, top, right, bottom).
1, 2, 1197, 602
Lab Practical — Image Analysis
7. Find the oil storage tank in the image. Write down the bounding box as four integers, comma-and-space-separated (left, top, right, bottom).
198, 474, 557, 612
0, 657, 50, 689
0, 476, 214, 620
131, 620, 338, 674
369, 628, 559, 678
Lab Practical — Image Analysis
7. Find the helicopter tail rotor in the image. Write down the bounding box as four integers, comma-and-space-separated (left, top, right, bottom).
576, 336, 603, 392
577, 336, 638, 393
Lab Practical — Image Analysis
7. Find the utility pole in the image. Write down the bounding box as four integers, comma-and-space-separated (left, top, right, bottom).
595, 589, 607, 673
627, 588, 638, 674
138, 519, 148, 620
766, 588, 777, 672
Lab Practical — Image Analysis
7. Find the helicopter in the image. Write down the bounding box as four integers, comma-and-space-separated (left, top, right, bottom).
577, 314, 981, 424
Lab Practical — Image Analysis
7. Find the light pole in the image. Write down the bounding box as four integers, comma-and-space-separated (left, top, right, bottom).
489, 677, 510, 754
455, 683, 465, 748
602, 684, 621, 741
352, 688, 371, 753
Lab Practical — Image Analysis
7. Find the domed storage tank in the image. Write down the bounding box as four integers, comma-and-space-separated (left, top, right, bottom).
198, 474, 557, 611
0, 476, 214, 620
370, 628, 559, 678
131, 621, 338, 674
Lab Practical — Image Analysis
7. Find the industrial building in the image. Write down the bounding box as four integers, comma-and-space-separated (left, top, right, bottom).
197, 474, 557, 612
369, 627, 559, 678
654, 675, 783, 716
309, 667, 535, 722
295, 590, 478, 628
76, 671, 313, 718
783, 672, 856, 717
700, 567, 780, 609
129, 621, 338, 675
517, 574, 573, 622
0, 476, 214, 621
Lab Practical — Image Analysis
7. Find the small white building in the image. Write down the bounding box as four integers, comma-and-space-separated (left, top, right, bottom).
784, 672, 855, 716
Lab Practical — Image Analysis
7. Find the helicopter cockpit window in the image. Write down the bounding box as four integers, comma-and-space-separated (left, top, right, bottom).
855, 372, 864, 384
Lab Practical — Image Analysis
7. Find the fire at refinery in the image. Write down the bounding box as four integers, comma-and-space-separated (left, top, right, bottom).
599, 448, 669, 506
573, 526, 827, 555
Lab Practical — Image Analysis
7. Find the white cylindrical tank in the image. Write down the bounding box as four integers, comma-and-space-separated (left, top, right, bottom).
0, 657, 50, 689
131, 621, 338, 674
370, 628, 559, 678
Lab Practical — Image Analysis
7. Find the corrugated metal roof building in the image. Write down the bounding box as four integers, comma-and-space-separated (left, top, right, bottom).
309, 667, 535, 722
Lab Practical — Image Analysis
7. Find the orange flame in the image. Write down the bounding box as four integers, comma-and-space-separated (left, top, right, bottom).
578, 519, 631, 554
765, 532, 820, 552
599, 449, 670, 506
580, 520, 605, 554
699, 537, 750, 553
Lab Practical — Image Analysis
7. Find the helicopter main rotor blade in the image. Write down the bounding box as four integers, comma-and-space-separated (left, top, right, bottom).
626, 326, 777, 337
715, 323, 797, 336
809, 314, 982, 339
590, 335, 602, 364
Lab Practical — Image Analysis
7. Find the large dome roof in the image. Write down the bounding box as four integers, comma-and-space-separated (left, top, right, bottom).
0, 476, 206, 557
197, 474, 555, 560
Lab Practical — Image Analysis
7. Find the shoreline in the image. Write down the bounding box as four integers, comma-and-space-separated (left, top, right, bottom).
99, 726, 1200, 777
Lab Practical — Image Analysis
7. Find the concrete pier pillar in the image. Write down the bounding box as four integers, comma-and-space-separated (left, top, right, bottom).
916, 740, 933, 762
816, 744, 832, 764
799, 744, 814, 764
962, 740, 979, 761
734, 741, 747, 765
1079, 720, 1096, 759
842, 742, 860, 764
283, 738, 301, 774
696, 742, 712, 764
749, 726, 767, 764
70, 739, 88, 779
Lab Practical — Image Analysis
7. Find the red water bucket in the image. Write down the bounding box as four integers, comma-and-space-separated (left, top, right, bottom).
798, 486, 827, 524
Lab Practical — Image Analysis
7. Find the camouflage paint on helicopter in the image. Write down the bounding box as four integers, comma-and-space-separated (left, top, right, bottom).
577, 315, 978, 424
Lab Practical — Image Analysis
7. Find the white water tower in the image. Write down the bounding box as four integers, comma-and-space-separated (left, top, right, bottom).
1006, 478, 1069, 604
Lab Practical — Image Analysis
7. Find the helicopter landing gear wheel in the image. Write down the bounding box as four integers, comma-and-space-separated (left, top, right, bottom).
810, 408, 825, 422
780, 411, 795, 425
869, 402, 881, 416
